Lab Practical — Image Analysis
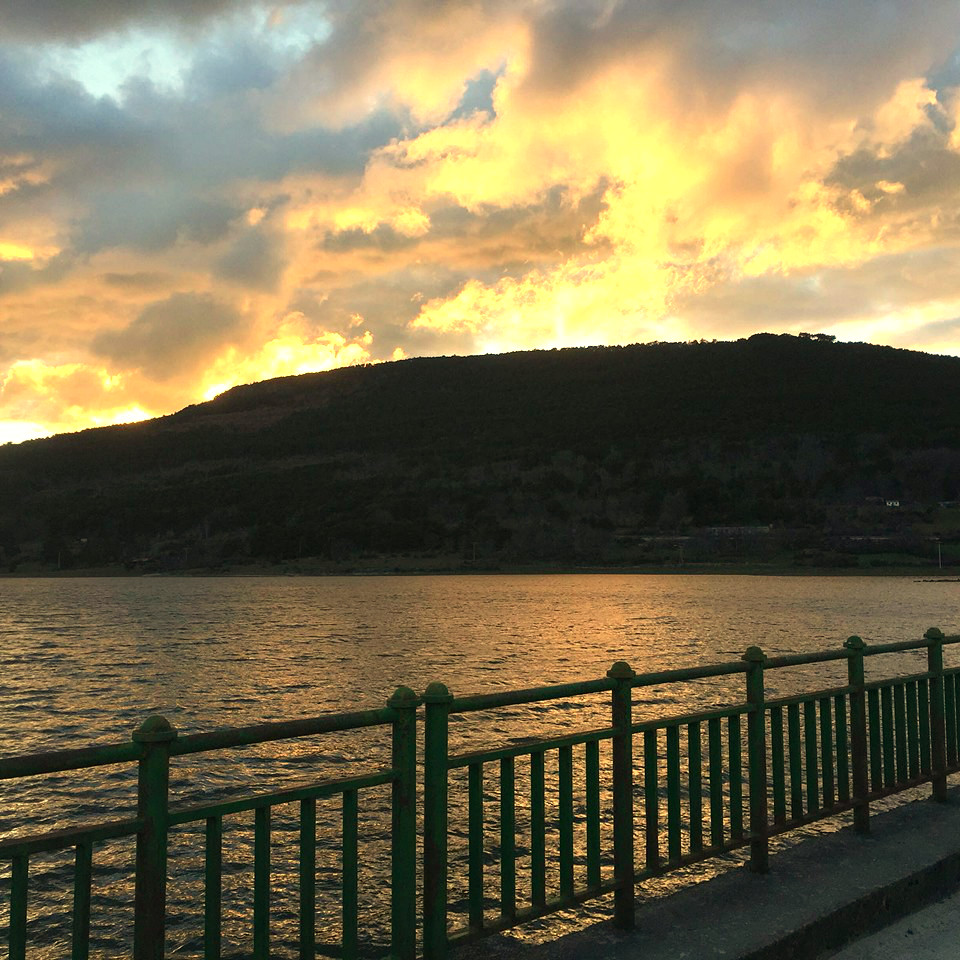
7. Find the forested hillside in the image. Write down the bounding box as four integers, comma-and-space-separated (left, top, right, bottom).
3, 333, 960, 572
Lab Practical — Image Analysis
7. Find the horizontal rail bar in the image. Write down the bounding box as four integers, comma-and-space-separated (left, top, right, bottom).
0, 742, 142, 780
631, 702, 753, 734
168, 769, 395, 825
448, 727, 617, 769
630, 661, 748, 687
864, 672, 934, 693
767, 685, 853, 709
765, 649, 853, 669
450, 678, 613, 713
0, 817, 143, 859
865, 639, 936, 656
171, 707, 395, 756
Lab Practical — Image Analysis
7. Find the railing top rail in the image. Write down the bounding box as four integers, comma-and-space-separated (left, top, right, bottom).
864, 638, 934, 656
765, 649, 852, 669
171, 705, 395, 757
0, 706, 396, 778
450, 677, 613, 713
629, 660, 747, 687
0, 741, 142, 780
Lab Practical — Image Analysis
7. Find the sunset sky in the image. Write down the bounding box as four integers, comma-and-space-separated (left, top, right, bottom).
3, 1, 960, 443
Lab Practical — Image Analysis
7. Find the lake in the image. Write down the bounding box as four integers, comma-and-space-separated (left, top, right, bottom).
2, 573, 959, 956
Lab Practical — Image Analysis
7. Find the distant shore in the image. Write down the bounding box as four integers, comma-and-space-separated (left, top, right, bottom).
1, 558, 956, 579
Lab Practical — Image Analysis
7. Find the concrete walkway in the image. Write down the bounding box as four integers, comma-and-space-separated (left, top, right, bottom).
824, 888, 960, 960
461, 787, 960, 960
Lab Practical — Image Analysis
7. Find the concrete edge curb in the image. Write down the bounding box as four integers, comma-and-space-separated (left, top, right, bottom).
744, 847, 960, 960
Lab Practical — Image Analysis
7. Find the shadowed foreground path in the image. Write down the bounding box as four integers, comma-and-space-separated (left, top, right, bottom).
459, 787, 960, 960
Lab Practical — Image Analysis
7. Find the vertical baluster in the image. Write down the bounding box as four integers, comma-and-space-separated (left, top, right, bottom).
500, 757, 516, 922
894, 683, 908, 784
205, 816, 223, 960
298, 802, 314, 960
708, 718, 723, 847
728, 715, 743, 841
919, 679, 931, 775
342, 790, 359, 960
845, 636, 869, 833
253, 806, 270, 960
72, 841, 92, 960
529, 750, 546, 909
390, 686, 419, 960
558, 745, 574, 901
804, 700, 819, 815
819, 697, 834, 808
585, 740, 601, 890
954, 675, 960, 759
10, 853, 28, 960
770, 706, 786, 826
834, 695, 849, 804
944, 672, 957, 767
133, 716, 176, 960
787, 703, 802, 820
687, 722, 703, 854
423, 681, 453, 959
743, 647, 768, 872
868, 688, 882, 792
881, 686, 895, 788
645, 729, 660, 866
666, 725, 681, 862
927, 628, 947, 801
906, 681, 920, 780
608, 661, 636, 929
468, 762, 484, 932
954, 675, 960, 756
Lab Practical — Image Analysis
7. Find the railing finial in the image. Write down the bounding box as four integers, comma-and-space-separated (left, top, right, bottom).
423, 681, 453, 703
607, 661, 635, 680
844, 635, 865, 652
742, 645, 766, 663
133, 716, 177, 743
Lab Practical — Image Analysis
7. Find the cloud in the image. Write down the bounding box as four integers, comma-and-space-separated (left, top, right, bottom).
0, 0, 253, 41
91, 292, 248, 380
2, 0, 960, 441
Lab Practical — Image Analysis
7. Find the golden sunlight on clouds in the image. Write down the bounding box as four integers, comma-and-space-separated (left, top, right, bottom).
201, 316, 373, 401
0, 360, 153, 441
3, 1, 960, 440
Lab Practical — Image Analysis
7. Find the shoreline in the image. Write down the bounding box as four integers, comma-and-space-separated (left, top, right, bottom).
1, 560, 955, 579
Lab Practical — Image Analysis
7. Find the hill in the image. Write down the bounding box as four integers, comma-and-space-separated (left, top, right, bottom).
3, 333, 960, 572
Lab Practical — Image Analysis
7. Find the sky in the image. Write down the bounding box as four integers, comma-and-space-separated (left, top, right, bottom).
3, 1, 960, 443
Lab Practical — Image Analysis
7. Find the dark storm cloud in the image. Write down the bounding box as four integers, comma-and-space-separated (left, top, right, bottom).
75, 190, 240, 255
674, 247, 960, 336
319, 185, 609, 270
827, 128, 960, 214
293, 269, 478, 357
0, 255, 74, 298
0, 0, 257, 41
214, 227, 286, 290
91, 292, 247, 380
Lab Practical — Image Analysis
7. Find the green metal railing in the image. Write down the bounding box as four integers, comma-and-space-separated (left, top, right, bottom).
2, 628, 959, 957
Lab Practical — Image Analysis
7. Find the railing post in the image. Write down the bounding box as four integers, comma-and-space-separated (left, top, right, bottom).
133, 715, 176, 960
845, 636, 870, 834
927, 627, 947, 802
608, 660, 636, 930
389, 686, 420, 960
423, 681, 453, 960
742, 646, 768, 873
